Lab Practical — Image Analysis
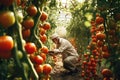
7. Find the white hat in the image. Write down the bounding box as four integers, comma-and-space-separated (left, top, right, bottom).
50, 33, 59, 39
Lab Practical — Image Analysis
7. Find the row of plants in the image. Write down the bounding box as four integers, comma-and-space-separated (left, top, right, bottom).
66, 0, 120, 80
0, 0, 55, 80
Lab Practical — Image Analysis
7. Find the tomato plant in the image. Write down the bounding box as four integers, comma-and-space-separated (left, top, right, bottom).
0, 0, 53, 80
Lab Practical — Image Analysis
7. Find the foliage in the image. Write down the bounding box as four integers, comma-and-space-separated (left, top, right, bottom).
66, 0, 97, 53
96, 0, 120, 79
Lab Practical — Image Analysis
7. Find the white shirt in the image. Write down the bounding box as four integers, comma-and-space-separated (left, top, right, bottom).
53, 38, 79, 59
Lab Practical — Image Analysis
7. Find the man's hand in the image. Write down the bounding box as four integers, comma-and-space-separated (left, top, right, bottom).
48, 51, 54, 56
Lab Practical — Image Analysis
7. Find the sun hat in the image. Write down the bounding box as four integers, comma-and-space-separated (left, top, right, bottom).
50, 33, 59, 39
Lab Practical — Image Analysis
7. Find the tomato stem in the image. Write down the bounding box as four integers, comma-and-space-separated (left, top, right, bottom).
12, 2, 39, 80
29, 9, 43, 49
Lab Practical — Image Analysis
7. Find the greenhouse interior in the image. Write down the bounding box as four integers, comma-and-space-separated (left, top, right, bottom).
0, 0, 120, 80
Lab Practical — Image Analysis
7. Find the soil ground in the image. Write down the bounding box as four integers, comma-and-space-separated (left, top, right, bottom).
50, 54, 84, 80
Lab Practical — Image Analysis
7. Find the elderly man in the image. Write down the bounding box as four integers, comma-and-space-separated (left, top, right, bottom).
49, 33, 79, 74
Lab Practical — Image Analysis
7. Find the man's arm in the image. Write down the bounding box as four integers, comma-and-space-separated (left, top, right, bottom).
48, 51, 54, 53
48, 50, 54, 56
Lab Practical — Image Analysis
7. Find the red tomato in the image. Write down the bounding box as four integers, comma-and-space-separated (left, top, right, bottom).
81, 72, 85, 77
40, 34, 47, 43
102, 45, 108, 52
97, 40, 104, 47
0, 36, 14, 51
27, 5, 38, 17
102, 52, 110, 59
43, 64, 52, 75
95, 16, 104, 24
22, 29, 31, 39
29, 54, 35, 63
16, 0, 21, 6
35, 65, 43, 74
25, 42, 37, 54
101, 68, 112, 77
40, 53, 46, 62
34, 55, 43, 65
103, 77, 113, 80
40, 46, 49, 54
39, 27, 46, 35
0, 51, 12, 59
42, 22, 51, 30
88, 42, 97, 50
40, 11, 48, 22
82, 61, 87, 65
90, 27, 96, 33
52, 55, 57, 62
96, 32, 106, 41
97, 25, 104, 31
22, 17, 34, 29
0, 11, 15, 28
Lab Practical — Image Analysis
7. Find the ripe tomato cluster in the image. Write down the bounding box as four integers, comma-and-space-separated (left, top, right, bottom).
23, 6, 52, 80
23, 9, 52, 80
39, 11, 51, 44
81, 14, 112, 80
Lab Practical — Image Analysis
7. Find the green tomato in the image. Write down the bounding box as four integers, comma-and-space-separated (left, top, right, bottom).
17, 50, 23, 59
8, 63, 15, 74
16, 10, 23, 23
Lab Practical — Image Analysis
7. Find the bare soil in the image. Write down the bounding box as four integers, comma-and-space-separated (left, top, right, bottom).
50, 54, 84, 80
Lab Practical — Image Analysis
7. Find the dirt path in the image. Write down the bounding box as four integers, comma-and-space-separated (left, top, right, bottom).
50, 55, 84, 80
